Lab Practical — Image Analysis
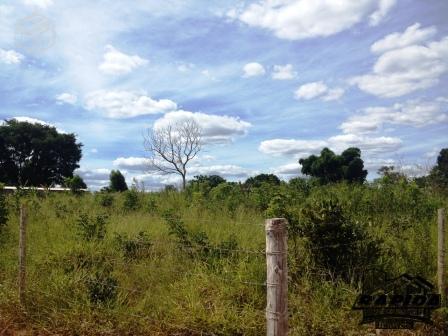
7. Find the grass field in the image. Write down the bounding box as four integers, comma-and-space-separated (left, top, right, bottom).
0, 180, 447, 335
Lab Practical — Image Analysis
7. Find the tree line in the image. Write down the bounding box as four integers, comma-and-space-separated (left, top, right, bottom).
0, 119, 447, 192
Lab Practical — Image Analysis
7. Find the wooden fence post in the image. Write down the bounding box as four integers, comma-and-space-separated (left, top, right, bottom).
19, 204, 27, 306
438, 208, 446, 306
265, 218, 288, 336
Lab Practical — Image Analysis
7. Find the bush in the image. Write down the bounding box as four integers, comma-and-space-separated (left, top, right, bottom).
87, 270, 118, 305
123, 189, 140, 211
75, 213, 107, 241
96, 192, 114, 207
114, 231, 152, 260
300, 198, 383, 284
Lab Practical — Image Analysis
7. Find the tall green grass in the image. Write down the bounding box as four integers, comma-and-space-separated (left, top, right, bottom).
0, 181, 446, 335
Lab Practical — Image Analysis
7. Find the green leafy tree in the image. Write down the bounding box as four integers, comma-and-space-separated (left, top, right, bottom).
244, 174, 280, 188
109, 170, 128, 192
427, 148, 448, 191
63, 174, 87, 193
187, 175, 226, 196
191, 175, 226, 189
299, 147, 367, 184
376, 166, 406, 184
0, 120, 82, 186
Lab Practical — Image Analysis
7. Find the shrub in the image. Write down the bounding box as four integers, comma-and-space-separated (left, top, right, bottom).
96, 192, 114, 207
146, 197, 158, 213
87, 270, 118, 305
63, 175, 87, 193
123, 189, 140, 211
75, 213, 107, 241
114, 231, 152, 260
300, 198, 382, 284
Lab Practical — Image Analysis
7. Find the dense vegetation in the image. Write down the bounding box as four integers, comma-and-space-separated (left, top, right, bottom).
0, 172, 447, 335
0, 120, 82, 186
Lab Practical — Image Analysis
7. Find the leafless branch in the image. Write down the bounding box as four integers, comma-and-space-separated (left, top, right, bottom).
143, 119, 202, 189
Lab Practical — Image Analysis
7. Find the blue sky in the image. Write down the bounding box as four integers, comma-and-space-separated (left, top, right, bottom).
0, 0, 447, 189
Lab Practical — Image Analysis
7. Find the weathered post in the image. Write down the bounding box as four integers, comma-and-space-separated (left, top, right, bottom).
19, 204, 27, 306
438, 208, 446, 305
265, 218, 288, 336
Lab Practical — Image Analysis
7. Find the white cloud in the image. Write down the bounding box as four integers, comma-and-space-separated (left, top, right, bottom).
99, 45, 148, 75
230, 0, 396, 41
294, 81, 344, 101
369, 0, 396, 26
364, 158, 396, 171
295, 82, 328, 100
23, 0, 53, 9
9, 116, 66, 133
153, 110, 252, 144
189, 164, 251, 178
243, 62, 265, 77
272, 163, 301, 176
12, 116, 52, 126
322, 88, 345, 101
340, 99, 448, 134
0, 48, 24, 64
272, 64, 296, 80
177, 62, 195, 72
351, 24, 448, 98
259, 139, 327, 157
371, 23, 437, 54
113, 157, 149, 172
84, 90, 177, 118
75, 168, 111, 189
260, 134, 401, 158
327, 134, 402, 154
56, 93, 77, 105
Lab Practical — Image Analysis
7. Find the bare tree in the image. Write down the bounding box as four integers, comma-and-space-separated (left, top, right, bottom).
143, 119, 202, 190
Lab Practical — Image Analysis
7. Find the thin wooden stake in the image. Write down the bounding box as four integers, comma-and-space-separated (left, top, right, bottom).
438, 208, 446, 306
19, 204, 27, 306
265, 218, 288, 336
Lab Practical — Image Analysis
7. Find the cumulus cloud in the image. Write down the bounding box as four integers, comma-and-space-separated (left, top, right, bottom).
294, 81, 344, 101
113, 157, 149, 172
11, 116, 67, 133
229, 0, 396, 41
75, 168, 111, 189
243, 62, 265, 77
272, 64, 296, 80
327, 134, 402, 154
84, 90, 177, 118
259, 139, 327, 157
189, 164, 251, 178
369, 0, 396, 26
153, 110, 252, 144
272, 163, 301, 176
99, 45, 148, 75
0, 48, 24, 64
56, 93, 77, 105
340, 98, 448, 134
260, 134, 401, 159
177, 62, 195, 72
23, 0, 53, 8
12, 116, 51, 126
351, 24, 448, 98
371, 23, 437, 54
